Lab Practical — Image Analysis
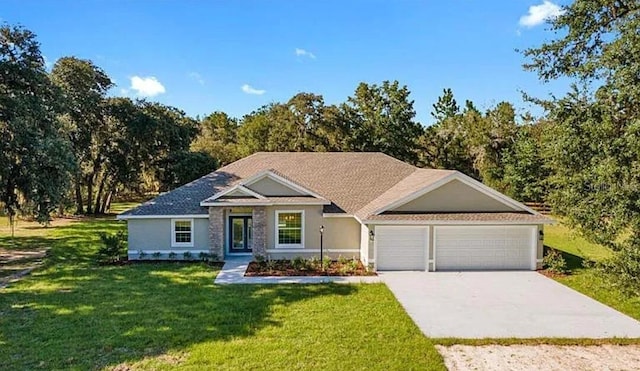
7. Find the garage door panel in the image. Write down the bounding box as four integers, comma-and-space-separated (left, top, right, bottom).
435, 226, 535, 271
376, 226, 427, 271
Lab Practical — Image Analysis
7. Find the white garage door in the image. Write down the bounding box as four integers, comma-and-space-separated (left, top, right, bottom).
435, 226, 536, 271
376, 226, 428, 271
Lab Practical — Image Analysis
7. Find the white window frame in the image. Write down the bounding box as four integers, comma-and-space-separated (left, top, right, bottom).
171, 218, 194, 248
275, 210, 304, 249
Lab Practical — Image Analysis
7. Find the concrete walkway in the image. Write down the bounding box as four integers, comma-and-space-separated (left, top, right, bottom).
214, 256, 382, 284
382, 271, 640, 338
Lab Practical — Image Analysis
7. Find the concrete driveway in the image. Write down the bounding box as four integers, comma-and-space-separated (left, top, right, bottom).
381, 271, 640, 338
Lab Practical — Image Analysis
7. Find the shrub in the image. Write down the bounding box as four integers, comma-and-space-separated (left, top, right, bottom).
338, 255, 349, 265
183, 251, 193, 260
168, 251, 177, 260
322, 255, 332, 270
97, 231, 127, 263
347, 258, 359, 272
291, 256, 305, 270
152, 251, 162, 260
137, 250, 147, 260
308, 256, 320, 270
597, 243, 640, 297
543, 248, 568, 274
266, 258, 277, 271
254, 255, 265, 263
198, 252, 210, 262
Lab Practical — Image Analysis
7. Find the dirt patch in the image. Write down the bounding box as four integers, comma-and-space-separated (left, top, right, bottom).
436, 344, 640, 371
0, 247, 48, 283
246, 260, 376, 276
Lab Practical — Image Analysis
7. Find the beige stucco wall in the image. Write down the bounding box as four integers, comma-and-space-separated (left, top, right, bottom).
127, 218, 209, 252
322, 217, 361, 250
392, 179, 517, 212
247, 177, 305, 196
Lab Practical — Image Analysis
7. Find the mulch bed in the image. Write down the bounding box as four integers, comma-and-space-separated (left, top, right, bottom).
99, 259, 224, 268
245, 260, 377, 277
538, 269, 570, 278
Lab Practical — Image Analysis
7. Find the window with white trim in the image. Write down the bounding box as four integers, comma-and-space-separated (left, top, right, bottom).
171, 219, 194, 247
276, 211, 304, 248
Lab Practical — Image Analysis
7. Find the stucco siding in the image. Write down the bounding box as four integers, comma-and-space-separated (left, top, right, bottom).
322, 217, 360, 250
392, 179, 517, 212
247, 177, 305, 196
127, 218, 209, 252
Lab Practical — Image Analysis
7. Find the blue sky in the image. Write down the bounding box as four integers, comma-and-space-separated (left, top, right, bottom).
2, 1, 569, 124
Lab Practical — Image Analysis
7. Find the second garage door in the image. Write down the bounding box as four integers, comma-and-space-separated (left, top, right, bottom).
376, 226, 428, 271
435, 226, 536, 270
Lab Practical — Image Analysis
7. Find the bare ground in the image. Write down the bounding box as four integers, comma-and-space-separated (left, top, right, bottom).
436, 344, 640, 371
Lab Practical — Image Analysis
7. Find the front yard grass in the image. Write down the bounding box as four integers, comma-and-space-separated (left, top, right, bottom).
0, 212, 444, 370
544, 221, 640, 321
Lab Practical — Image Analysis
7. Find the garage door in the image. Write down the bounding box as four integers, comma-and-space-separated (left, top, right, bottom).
435, 226, 536, 270
376, 226, 428, 271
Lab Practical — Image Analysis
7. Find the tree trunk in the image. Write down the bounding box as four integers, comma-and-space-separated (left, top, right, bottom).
102, 189, 114, 214
74, 179, 84, 214
94, 172, 108, 214
86, 174, 94, 214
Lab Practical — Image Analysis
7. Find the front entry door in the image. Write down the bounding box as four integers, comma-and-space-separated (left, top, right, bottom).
229, 216, 252, 253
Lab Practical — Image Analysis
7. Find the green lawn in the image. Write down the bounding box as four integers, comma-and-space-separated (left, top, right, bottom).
0, 212, 444, 370
544, 221, 640, 321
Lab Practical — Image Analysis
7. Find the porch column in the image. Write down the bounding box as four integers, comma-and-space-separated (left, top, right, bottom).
208, 207, 224, 261
252, 206, 267, 259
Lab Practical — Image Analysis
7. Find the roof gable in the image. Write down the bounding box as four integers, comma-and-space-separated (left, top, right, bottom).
389, 179, 517, 213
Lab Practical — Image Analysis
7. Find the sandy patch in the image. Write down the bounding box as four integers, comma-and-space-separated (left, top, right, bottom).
436, 344, 640, 371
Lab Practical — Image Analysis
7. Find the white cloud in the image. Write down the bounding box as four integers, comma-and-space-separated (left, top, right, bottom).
295, 48, 316, 59
241, 84, 266, 95
129, 76, 166, 97
188, 72, 205, 85
519, 1, 565, 28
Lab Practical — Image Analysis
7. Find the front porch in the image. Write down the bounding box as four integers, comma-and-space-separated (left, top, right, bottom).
208, 206, 267, 261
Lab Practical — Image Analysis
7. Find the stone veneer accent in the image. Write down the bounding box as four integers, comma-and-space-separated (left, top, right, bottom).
252, 206, 267, 259
208, 207, 224, 260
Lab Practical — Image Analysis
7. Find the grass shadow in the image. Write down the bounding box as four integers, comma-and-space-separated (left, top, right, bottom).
0, 262, 357, 369
544, 244, 585, 271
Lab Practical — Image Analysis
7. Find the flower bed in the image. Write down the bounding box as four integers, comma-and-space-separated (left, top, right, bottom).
245, 258, 376, 276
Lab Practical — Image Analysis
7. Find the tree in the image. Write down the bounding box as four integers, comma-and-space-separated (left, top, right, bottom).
0, 25, 74, 230
191, 111, 239, 166
501, 124, 548, 202
524, 0, 640, 250
50, 56, 113, 214
155, 151, 218, 191
342, 81, 423, 164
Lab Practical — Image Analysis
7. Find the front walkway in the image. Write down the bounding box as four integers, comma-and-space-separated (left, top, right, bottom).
214, 256, 382, 284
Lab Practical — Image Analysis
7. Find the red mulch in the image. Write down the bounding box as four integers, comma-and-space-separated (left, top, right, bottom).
245, 260, 377, 277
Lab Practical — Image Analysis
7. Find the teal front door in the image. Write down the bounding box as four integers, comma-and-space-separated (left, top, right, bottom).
229, 216, 252, 253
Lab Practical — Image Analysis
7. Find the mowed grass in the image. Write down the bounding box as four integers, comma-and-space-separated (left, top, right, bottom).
544, 221, 640, 321
0, 210, 444, 370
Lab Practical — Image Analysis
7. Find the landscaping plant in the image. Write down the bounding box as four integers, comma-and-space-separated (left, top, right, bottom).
97, 231, 127, 263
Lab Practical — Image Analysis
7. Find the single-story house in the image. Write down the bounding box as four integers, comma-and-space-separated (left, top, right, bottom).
118, 152, 552, 271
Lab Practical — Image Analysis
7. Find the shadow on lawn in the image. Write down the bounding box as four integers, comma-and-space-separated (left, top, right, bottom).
0, 219, 357, 369
544, 244, 585, 270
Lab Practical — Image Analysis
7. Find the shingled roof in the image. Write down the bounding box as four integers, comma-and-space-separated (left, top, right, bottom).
119, 152, 550, 223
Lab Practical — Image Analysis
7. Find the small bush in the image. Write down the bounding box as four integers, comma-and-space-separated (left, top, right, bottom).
199, 252, 210, 262
254, 255, 265, 263
137, 250, 147, 260
183, 251, 193, 260
308, 256, 320, 270
338, 255, 348, 265
543, 248, 568, 274
266, 258, 277, 271
152, 251, 162, 260
97, 231, 127, 263
322, 255, 332, 270
291, 256, 305, 270
168, 251, 177, 260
